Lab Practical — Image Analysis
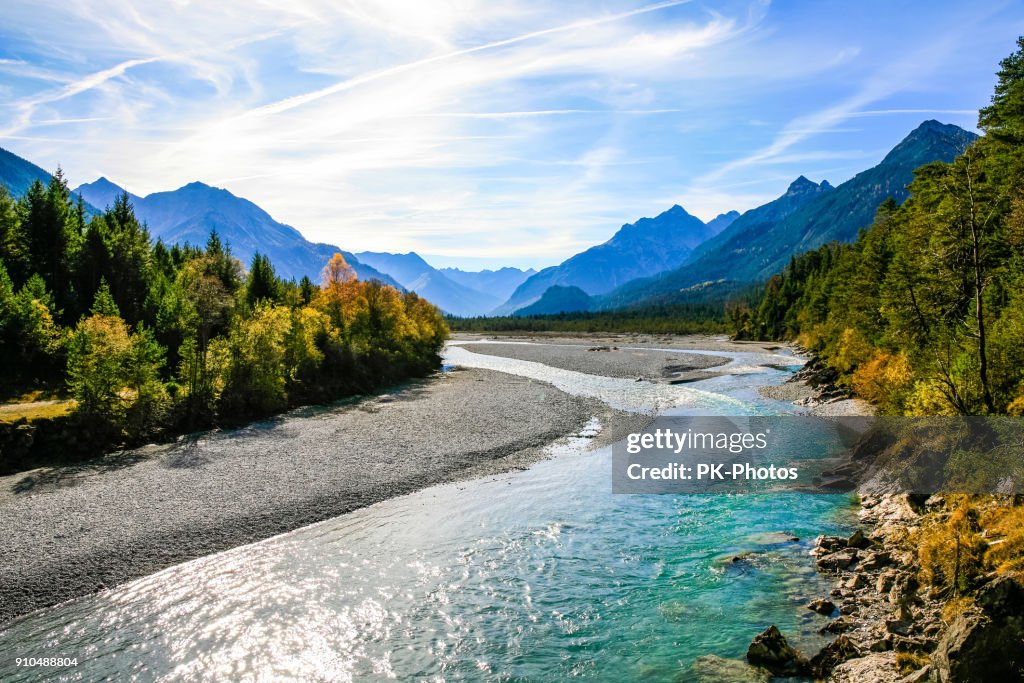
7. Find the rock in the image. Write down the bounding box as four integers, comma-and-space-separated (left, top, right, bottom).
746, 625, 810, 676
839, 600, 859, 616
810, 635, 862, 678
897, 665, 931, 683
888, 573, 919, 608
688, 654, 771, 682
932, 576, 1024, 682
892, 635, 935, 653
975, 572, 1024, 618
867, 636, 893, 652
813, 535, 848, 555
847, 529, 869, 549
877, 570, 899, 594
842, 574, 867, 590
817, 549, 858, 572
827, 652, 902, 682
885, 619, 911, 636
860, 551, 892, 571
808, 598, 837, 615
824, 616, 856, 634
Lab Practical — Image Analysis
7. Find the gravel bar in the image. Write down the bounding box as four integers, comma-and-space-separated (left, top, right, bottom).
0, 366, 630, 625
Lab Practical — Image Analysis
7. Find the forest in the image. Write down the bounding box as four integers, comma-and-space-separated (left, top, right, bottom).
0, 180, 447, 458
731, 38, 1024, 417
448, 301, 731, 335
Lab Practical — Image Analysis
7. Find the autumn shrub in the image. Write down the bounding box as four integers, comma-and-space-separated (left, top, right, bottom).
851, 350, 913, 411
830, 327, 874, 374
916, 496, 988, 597
981, 504, 1024, 574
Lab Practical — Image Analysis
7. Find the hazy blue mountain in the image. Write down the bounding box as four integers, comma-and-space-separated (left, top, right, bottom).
74, 176, 143, 209
601, 120, 977, 308
495, 204, 732, 314
0, 147, 53, 198
703, 210, 741, 234
514, 285, 592, 316
74, 179, 400, 287
683, 177, 833, 267
355, 251, 501, 316
1, 147, 101, 217
439, 266, 536, 302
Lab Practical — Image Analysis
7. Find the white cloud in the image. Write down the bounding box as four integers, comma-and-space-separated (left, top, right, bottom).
0, 0, 998, 268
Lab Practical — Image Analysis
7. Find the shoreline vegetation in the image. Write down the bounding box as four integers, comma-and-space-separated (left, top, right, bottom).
0, 183, 448, 474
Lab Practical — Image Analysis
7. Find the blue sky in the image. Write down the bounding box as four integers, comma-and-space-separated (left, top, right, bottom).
1, 1, 1023, 270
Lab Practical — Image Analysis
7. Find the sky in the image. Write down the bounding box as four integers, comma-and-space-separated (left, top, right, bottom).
1, 1, 1023, 270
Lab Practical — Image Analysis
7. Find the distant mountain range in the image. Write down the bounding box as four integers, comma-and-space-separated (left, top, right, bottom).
355, 251, 520, 316
73, 178, 401, 288
439, 266, 535, 303
600, 120, 977, 309
2, 119, 978, 320
494, 206, 739, 314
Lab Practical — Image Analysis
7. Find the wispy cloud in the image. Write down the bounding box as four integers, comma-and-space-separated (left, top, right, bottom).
0, 0, 1012, 268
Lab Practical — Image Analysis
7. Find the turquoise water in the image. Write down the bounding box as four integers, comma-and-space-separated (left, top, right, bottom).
0, 344, 855, 682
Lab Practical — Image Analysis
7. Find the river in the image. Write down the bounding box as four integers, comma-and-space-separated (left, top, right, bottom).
0, 340, 857, 682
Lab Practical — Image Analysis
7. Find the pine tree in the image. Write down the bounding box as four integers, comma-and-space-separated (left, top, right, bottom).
245, 253, 283, 306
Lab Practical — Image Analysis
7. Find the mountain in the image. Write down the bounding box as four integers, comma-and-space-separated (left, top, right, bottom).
602, 120, 978, 308
1, 147, 101, 217
75, 177, 142, 209
682, 177, 833, 267
495, 204, 735, 314
703, 210, 742, 234
0, 147, 53, 197
74, 179, 400, 287
354, 251, 501, 316
439, 266, 536, 302
514, 285, 592, 316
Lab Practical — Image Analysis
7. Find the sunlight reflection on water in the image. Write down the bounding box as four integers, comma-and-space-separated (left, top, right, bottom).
0, 344, 854, 683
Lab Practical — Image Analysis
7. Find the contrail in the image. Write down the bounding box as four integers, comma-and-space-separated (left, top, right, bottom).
241, 0, 696, 119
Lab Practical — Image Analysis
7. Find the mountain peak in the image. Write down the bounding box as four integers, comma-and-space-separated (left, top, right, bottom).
786, 175, 821, 195
181, 180, 216, 191
882, 120, 977, 167
74, 176, 138, 209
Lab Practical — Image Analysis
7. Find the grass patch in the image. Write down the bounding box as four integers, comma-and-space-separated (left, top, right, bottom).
0, 400, 76, 424
896, 652, 931, 675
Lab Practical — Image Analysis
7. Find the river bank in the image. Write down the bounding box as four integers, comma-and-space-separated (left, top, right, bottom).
0, 362, 658, 626
0, 334, 788, 626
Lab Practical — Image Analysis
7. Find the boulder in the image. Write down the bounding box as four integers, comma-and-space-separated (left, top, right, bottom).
817, 549, 858, 572
827, 652, 902, 682
813, 535, 848, 555
876, 569, 899, 594
842, 574, 867, 590
932, 576, 1024, 682
847, 529, 869, 549
808, 598, 837, 615
746, 625, 810, 676
810, 635, 862, 678
860, 551, 892, 571
898, 665, 931, 683
824, 616, 856, 634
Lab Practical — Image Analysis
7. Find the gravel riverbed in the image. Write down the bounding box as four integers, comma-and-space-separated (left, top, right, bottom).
0, 361, 652, 625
